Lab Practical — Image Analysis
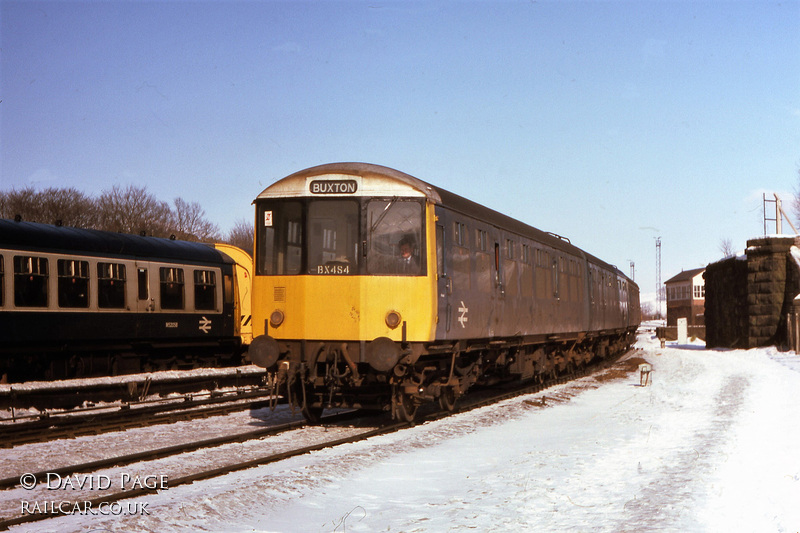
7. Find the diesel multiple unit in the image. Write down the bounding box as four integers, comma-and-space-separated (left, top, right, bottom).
247, 163, 640, 421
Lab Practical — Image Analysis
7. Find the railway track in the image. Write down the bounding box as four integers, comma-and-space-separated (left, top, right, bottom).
0, 385, 281, 448
0, 348, 644, 531
0, 365, 269, 411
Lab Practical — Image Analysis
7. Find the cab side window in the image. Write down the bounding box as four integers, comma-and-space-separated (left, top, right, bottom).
366, 199, 424, 275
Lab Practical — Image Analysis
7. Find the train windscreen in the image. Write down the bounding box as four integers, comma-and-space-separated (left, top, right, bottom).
256, 198, 425, 276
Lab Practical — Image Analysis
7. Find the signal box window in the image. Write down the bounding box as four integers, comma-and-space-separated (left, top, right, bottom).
194, 270, 217, 310
57, 259, 90, 308
13, 256, 48, 307
159, 267, 185, 310
367, 199, 424, 275
98, 262, 126, 309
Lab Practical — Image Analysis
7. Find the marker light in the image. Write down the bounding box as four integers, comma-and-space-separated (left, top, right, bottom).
385, 310, 402, 329
270, 309, 285, 328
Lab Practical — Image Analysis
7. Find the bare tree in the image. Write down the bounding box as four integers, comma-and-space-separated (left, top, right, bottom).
719, 238, 735, 258
172, 197, 220, 242
226, 217, 253, 256
2, 184, 234, 245
0, 186, 97, 227
39, 187, 98, 228
0, 186, 39, 221
96, 184, 172, 236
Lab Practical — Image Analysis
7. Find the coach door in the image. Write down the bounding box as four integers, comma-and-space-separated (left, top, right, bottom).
491, 239, 506, 337
435, 213, 452, 338
135, 263, 156, 313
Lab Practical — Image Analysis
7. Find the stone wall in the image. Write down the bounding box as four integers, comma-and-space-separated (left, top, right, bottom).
705, 236, 800, 349
704, 256, 748, 348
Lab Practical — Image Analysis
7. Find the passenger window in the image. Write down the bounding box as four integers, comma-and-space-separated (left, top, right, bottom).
57, 259, 90, 308
159, 267, 185, 310
506, 239, 516, 260
14, 256, 49, 307
454, 222, 467, 247
0, 255, 4, 306
475, 229, 488, 252
194, 270, 216, 310
98, 262, 126, 309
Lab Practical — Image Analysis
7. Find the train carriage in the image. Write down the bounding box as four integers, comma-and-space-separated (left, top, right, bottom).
247, 163, 640, 421
0, 219, 251, 381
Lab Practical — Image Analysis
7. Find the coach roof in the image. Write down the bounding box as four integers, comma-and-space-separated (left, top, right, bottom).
258, 162, 624, 277
0, 219, 229, 264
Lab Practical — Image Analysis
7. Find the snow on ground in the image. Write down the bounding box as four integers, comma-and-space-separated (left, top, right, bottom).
7, 332, 800, 533
0, 365, 268, 393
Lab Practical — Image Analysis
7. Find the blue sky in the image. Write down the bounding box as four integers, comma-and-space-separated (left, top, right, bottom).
2, 1, 799, 302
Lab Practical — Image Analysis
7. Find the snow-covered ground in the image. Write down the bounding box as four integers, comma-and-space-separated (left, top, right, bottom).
6, 332, 800, 532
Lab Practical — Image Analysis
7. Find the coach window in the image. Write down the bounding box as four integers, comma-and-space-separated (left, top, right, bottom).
506, 239, 515, 260
194, 270, 217, 310
160, 267, 185, 310
475, 229, 487, 252
454, 222, 467, 247
308, 200, 359, 275
13, 256, 48, 307
57, 259, 90, 308
552, 257, 560, 300
367, 199, 424, 275
98, 263, 126, 309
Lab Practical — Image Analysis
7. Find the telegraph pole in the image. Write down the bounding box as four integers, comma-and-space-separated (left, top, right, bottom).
655, 237, 662, 320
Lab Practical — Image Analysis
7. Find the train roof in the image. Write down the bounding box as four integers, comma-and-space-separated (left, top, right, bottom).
0, 219, 231, 265
257, 163, 632, 282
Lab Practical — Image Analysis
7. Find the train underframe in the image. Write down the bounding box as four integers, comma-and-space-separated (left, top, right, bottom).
0, 340, 244, 383
277, 328, 637, 423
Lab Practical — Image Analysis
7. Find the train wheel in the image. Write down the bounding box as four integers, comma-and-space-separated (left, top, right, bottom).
438, 386, 457, 412
394, 391, 418, 423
